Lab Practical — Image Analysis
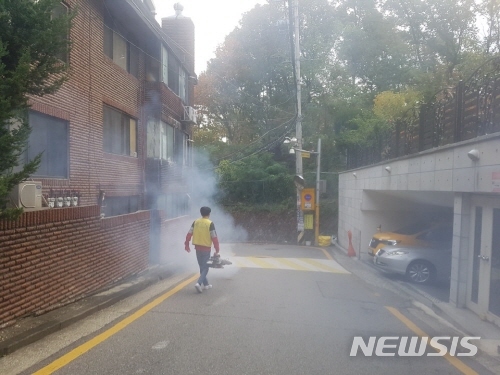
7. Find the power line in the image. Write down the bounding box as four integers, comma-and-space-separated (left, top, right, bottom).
212, 114, 296, 164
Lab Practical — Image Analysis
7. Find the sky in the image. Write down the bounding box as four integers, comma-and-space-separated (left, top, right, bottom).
154, 0, 268, 74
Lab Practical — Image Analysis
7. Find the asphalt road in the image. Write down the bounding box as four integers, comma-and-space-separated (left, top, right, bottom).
6, 244, 495, 375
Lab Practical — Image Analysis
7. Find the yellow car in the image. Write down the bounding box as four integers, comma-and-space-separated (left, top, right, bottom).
368, 221, 453, 256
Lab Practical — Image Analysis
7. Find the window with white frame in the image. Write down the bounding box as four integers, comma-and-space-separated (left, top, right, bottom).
147, 118, 160, 158
25, 111, 68, 178
103, 105, 137, 157
161, 45, 168, 84
147, 119, 174, 161
179, 68, 186, 102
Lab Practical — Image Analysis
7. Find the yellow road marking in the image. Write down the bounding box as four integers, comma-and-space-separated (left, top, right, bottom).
386, 306, 478, 375
247, 257, 275, 268
314, 247, 333, 260
275, 258, 311, 271
301, 258, 347, 273
233, 257, 349, 274
33, 273, 198, 375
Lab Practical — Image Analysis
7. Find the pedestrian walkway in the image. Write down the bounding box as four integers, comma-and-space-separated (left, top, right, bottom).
232, 256, 350, 274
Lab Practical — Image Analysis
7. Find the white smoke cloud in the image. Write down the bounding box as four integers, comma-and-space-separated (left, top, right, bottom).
158, 148, 247, 268
186, 148, 248, 243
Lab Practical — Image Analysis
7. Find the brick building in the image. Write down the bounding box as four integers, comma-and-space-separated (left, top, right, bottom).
0, 0, 197, 327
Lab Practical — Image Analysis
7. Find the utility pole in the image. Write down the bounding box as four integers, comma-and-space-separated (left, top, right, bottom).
293, 0, 304, 244
314, 138, 321, 245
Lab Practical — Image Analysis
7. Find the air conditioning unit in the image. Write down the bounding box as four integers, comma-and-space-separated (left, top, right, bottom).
8, 181, 43, 210
183, 106, 197, 124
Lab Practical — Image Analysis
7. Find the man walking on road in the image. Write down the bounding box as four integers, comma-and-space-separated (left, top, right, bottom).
185, 206, 220, 293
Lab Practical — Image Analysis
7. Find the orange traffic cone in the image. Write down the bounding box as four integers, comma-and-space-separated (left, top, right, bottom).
347, 230, 356, 257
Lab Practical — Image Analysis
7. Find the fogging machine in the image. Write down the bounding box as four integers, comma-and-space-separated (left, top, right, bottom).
207, 254, 232, 269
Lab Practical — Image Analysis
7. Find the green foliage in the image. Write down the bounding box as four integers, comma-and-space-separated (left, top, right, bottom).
216, 153, 295, 206
194, 0, 500, 218
337, 115, 390, 148
0, 0, 73, 220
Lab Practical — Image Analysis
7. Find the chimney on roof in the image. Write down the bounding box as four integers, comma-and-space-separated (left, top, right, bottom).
161, 3, 195, 75
174, 2, 183, 17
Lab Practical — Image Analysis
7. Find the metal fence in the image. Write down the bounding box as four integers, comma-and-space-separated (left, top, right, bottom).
346, 58, 500, 169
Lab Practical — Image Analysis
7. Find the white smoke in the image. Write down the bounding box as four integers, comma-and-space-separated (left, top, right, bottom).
158, 148, 247, 267
187, 148, 248, 242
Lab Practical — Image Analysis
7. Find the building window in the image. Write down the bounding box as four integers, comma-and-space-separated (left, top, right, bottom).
146, 54, 160, 82
166, 123, 174, 161
161, 45, 168, 84
174, 128, 188, 164
168, 54, 179, 95
51, 2, 70, 63
179, 68, 187, 102
147, 120, 175, 161
103, 16, 138, 77
103, 195, 139, 217
26, 111, 68, 178
103, 105, 137, 157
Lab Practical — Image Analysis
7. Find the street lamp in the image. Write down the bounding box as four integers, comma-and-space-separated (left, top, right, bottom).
290, 138, 321, 245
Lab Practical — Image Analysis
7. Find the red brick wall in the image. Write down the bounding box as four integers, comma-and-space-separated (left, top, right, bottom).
27, 0, 193, 206
0, 206, 150, 327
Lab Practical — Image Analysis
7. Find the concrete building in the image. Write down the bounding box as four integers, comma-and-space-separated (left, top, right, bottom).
338, 68, 500, 327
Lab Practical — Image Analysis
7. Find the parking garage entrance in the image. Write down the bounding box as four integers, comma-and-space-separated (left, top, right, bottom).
361, 190, 454, 303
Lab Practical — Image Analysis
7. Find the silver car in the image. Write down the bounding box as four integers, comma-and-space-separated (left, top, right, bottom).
373, 245, 452, 284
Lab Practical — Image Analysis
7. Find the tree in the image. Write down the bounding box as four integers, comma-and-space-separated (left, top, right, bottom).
196, 0, 341, 160
336, 0, 414, 91
216, 153, 294, 207
382, 0, 479, 85
0, 0, 73, 220
196, 0, 492, 177
479, 0, 500, 54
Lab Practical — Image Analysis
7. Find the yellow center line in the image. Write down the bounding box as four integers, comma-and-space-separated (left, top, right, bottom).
33, 273, 199, 375
385, 306, 478, 375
